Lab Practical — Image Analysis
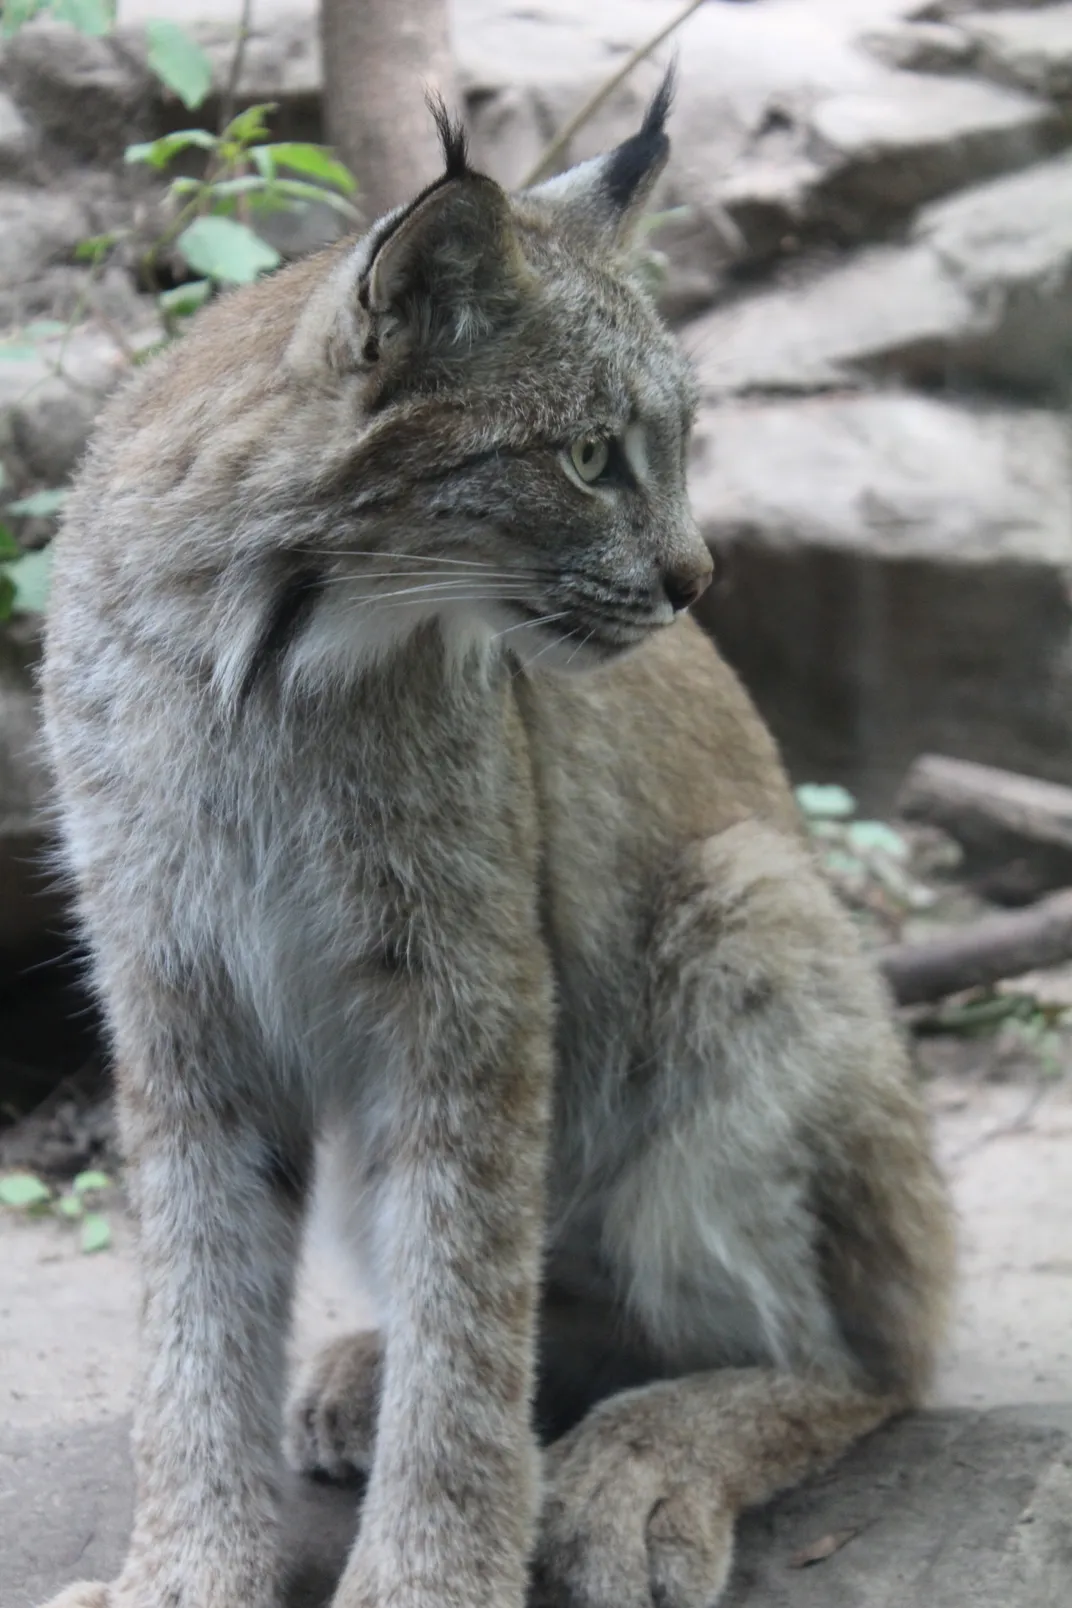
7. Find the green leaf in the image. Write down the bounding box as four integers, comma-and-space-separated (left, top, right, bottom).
177, 217, 280, 284
0, 522, 19, 559
257, 142, 357, 195
263, 177, 360, 219
22, 319, 68, 339
0, 1173, 52, 1209
0, 572, 14, 622
74, 232, 121, 263
0, 343, 39, 362
49, 0, 113, 36
146, 19, 212, 111
222, 103, 278, 148
7, 487, 67, 518
795, 783, 857, 821
157, 279, 212, 319
56, 1193, 84, 1219
206, 175, 270, 200
125, 128, 217, 169
81, 1212, 112, 1253
1, 0, 46, 38
8, 546, 53, 613
846, 820, 908, 861
72, 1169, 111, 1195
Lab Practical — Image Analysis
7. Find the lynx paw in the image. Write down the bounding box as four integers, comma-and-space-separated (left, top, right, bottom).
532, 1393, 736, 1608
285, 1330, 383, 1481
38, 1586, 112, 1608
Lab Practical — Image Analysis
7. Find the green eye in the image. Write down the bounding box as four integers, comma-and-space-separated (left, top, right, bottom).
569, 437, 610, 484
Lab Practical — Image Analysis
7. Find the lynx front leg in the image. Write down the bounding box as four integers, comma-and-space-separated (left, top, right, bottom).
334, 961, 554, 1608
41, 1000, 308, 1608
532, 1370, 894, 1608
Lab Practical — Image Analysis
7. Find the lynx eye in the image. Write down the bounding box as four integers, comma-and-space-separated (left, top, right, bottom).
568, 437, 610, 484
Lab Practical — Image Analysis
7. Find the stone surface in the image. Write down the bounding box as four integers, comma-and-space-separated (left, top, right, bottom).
0, 88, 32, 174
691, 395, 1072, 803
965, 4, 1072, 100
686, 245, 973, 396
1, 22, 156, 163
0, 326, 148, 490
3, 1407, 1069, 1608
861, 20, 978, 73
913, 150, 1072, 394
0, 184, 95, 291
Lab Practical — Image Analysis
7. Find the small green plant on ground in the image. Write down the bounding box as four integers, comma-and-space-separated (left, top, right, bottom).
0, 2, 358, 622
795, 782, 937, 917
0, 1167, 114, 1252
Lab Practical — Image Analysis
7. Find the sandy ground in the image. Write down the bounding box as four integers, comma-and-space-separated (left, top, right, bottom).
2, 1071, 1070, 1436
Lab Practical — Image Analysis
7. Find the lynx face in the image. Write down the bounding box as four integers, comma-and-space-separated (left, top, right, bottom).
281, 79, 713, 678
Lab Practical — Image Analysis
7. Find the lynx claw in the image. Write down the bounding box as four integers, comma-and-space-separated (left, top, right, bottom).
285, 1330, 382, 1482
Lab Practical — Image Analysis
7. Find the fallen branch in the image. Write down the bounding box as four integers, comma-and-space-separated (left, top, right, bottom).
879, 887, 1072, 1007
897, 754, 1072, 905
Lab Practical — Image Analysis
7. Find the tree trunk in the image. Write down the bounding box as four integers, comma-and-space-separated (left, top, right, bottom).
319, 0, 457, 225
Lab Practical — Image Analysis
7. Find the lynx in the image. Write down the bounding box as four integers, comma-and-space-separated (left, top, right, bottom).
40, 83, 952, 1608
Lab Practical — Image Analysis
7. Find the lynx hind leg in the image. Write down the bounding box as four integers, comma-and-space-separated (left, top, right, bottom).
624, 818, 953, 1398
533, 1370, 893, 1608
535, 821, 954, 1608
286, 1330, 383, 1481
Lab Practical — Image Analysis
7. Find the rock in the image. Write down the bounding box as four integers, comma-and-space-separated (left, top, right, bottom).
1, 21, 155, 164
962, 4, 1072, 100
685, 244, 973, 396
861, 21, 978, 73
0, 184, 94, 291
690, 394, 1072, 806
914, 150, 1072, 394
1, 327, 142, 488
688, 147, 1072, 401
0, 88, 33, 174
4, 1407, 1069, 1607
457, 0, 1065, 310
808, 73, 1061, 221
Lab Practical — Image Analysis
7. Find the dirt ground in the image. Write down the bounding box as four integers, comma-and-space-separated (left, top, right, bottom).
2, 1068, 1070, 1436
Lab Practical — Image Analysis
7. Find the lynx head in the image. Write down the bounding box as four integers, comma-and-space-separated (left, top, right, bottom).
286, 71, 711, 677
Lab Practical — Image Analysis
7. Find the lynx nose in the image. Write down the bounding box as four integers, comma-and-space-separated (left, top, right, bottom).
663, 556, 713, 613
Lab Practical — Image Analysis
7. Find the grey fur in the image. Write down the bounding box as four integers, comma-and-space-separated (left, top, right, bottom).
38, 98, 952, 1608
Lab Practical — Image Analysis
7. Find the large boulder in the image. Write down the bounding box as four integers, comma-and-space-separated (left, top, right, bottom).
691, 394, 1072, 807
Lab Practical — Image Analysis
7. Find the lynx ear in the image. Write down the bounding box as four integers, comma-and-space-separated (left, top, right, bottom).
523, 68, 674, 253
357, 102, 528, 357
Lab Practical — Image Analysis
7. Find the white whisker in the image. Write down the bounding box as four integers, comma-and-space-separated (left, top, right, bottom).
490, 611, 569, 642
566, 627, 597, 666
297, 548, 506, 570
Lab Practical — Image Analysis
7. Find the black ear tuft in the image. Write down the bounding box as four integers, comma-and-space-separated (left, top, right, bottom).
603, 64, 676, 209
640, 61, 676, 142
426, 92, 472, 182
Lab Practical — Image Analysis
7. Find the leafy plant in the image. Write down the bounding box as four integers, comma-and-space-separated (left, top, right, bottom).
796, 782, 937, 915
0, 465, 60, 621
0, 1168, 114, 1252
0, 4, 358, 619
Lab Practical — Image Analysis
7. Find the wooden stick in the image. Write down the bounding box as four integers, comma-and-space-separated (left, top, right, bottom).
880, 888, 1072, 1007
520, 0, 708, 187
897, 754, 1072, 905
